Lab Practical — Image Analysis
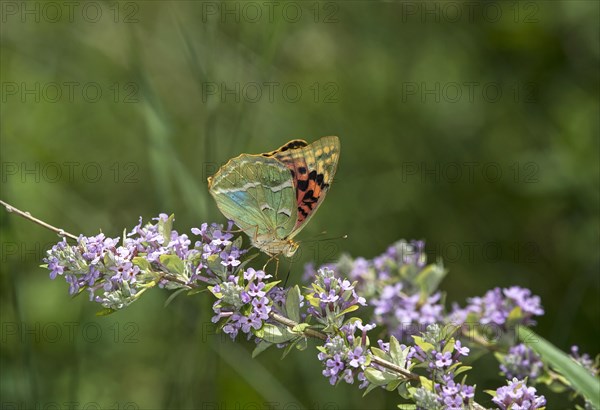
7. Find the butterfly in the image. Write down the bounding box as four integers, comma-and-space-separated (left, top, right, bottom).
207, 136, 340, 257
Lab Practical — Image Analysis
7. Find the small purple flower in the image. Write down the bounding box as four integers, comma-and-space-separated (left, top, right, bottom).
251, 297, 271, 319
342, 368, 354, 384
220, 249, 241, 267
212, 229, 233, 246
454, 340, 470, 356
191, 222, 209, 238
248, 281, 266, 298
243, 268, 258, 281
435, 351, 453, 368
323, 354, 345, 385
223, 315, 241, 339
47, 257, 65, 279
348, 347, 366, 368
357, 322, 376, 332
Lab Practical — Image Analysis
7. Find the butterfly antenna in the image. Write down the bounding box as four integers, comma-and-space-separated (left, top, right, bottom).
296, 233, 348, 245
283, 249, 297, 287
283, 269, 292, 287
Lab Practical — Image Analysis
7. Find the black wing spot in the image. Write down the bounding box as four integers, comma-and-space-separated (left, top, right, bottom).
308, 170, 317, 180
278, 140, 308, 153
297, 179, 309, 191
316, 173, 324, 186
303, 190, 317, 203
298, 207, 308, 217
298, 167, 307, 174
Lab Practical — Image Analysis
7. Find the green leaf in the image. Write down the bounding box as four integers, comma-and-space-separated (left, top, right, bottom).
159, 254, 185, 274
414, 263, 447, 297
362, 382, 379, 397
263, 280, 281, 293
397, 381, 411, 399
364, 368, 397, 386
397, 404, 416, 410
370, 347, 391, 361
419, 376, 433, 390
164, 288, 187, 307
336, 304, 359, 317
454, 365, 472, 376
252, 340, 272, 358
258, 324, 296, 344
363, 368, 385, 385
232, 236, 243, 250
281, 337, 307, 359
286, 286, 301, 322
443, 338, 455, 354
294, 337, 307, 351
206, 253, 224, 275
158, 213, 175, 245
412, 336, 435, 353
507, 306, 523, 322
96, 308, 116, 316
292, 323, 310, 333
235, 252, 258, 272
389, 336, 402, 364
132, 256, 151, 271
281, 339, 298, 359
187, 287, 207, 296
385, 378, 403, 391
518, 326, 600, 408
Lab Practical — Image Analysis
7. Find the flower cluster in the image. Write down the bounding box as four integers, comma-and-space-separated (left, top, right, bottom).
39, 213, 597, 410
570, 345, 599, 377
413, 380, 475, 410
210, 268, 276, 340
411, 324, 475, 409
267, 285, 299, 315
492, 378, 547, 410
320, 240, 429, 295
412, 325, 471, 379
317, 321, 374, 387
500, 343, 544, 381
372, 283, 444, 341
43, 214, 244, 310
305, 268, 366, 331
449, 286, 544, 328
306, 240, 445, 341
436, 379, 476, 410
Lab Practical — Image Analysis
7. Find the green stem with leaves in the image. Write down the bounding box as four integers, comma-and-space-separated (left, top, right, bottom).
1, 199, 489, 410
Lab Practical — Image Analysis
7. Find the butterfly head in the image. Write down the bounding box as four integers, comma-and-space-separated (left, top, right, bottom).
282, 240, 300, 257
252, 235, 300, 258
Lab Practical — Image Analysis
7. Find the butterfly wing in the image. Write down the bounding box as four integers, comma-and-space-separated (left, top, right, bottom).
208, 154, 298, 247
264, 136, 340, 237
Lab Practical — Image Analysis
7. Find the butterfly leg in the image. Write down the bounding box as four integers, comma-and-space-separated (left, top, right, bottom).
262, 254, 279, 275
262, 254, 282, 278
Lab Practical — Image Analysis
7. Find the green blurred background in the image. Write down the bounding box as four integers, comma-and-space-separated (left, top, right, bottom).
1, 1, 598, 409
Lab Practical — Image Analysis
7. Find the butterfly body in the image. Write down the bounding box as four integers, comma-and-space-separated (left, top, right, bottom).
208, 136, 340, 257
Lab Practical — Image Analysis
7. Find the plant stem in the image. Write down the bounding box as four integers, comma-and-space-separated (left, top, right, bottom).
3, 202, 491, 409
0, 200, 79, 240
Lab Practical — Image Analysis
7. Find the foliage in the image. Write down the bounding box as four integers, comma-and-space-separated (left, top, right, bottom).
42, 215, 600, 409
